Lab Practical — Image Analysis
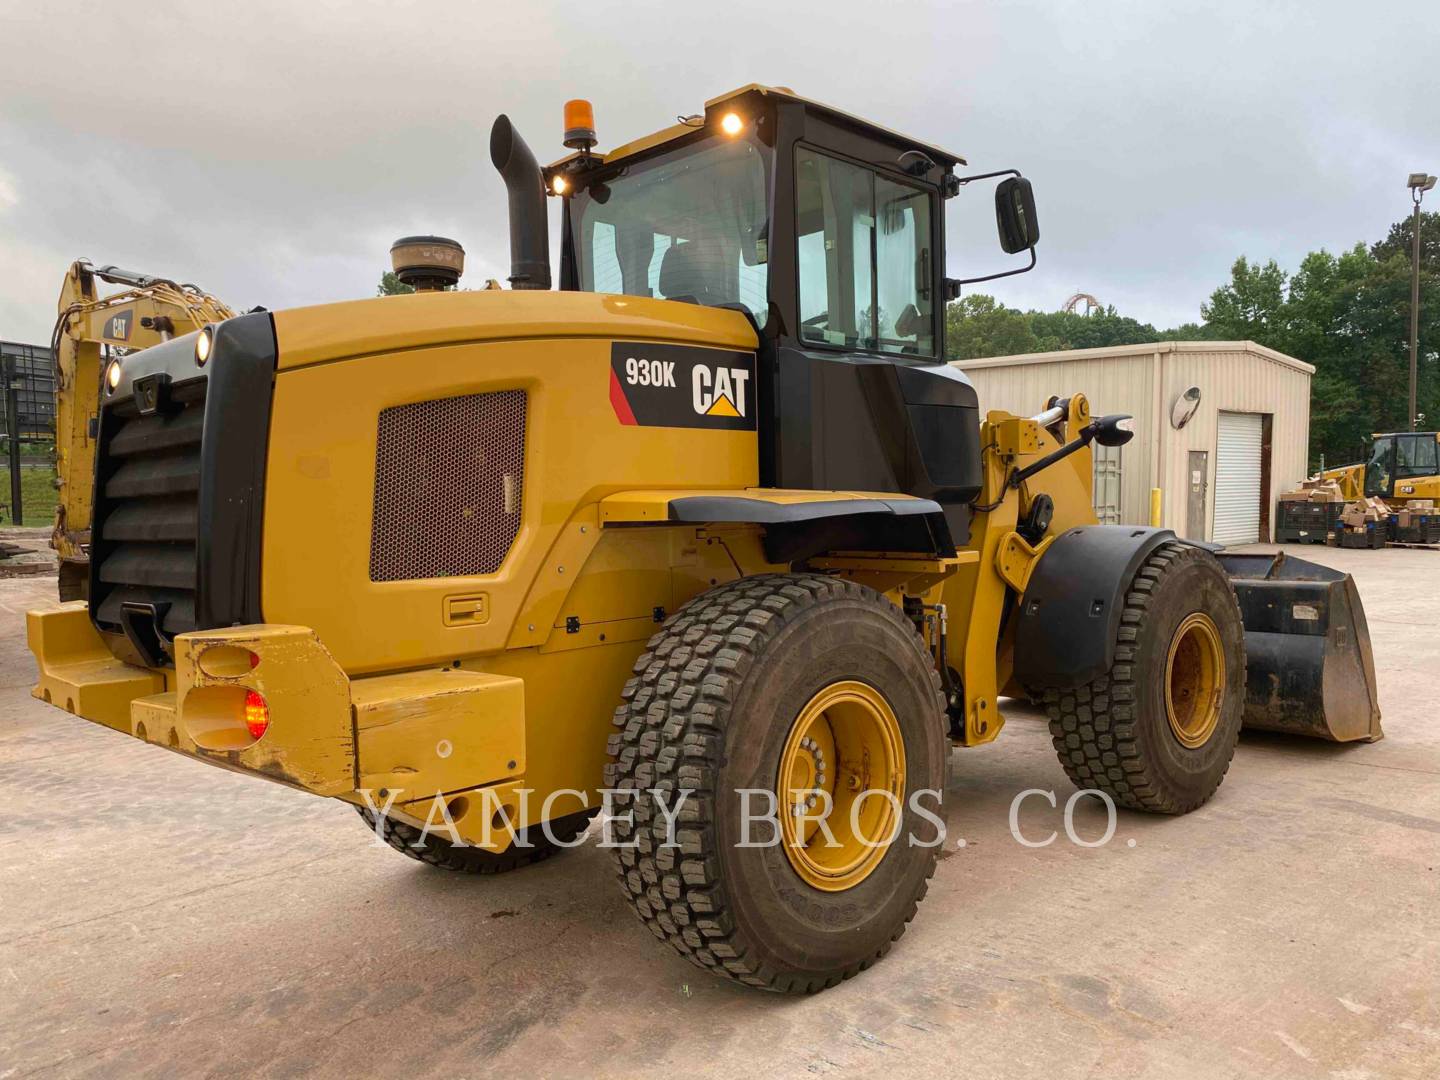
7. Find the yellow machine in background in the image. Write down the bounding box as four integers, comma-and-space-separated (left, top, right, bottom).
26, 87, 1381, 993
1320, 431, 1440, 504
50, 261, 233, 598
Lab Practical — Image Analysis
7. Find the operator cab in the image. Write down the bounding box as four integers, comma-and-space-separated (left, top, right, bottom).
503, 86, 1041, 542
1364, 432, 1440, 498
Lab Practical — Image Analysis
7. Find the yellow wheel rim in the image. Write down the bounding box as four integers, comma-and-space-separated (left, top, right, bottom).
777, 680, 906, 892
1165, 612, 1225, 748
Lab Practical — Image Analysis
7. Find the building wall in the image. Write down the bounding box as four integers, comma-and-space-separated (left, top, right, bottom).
1153, 345, 1311, 540
955, 342, 1313, 541
958, 351, 1157, 530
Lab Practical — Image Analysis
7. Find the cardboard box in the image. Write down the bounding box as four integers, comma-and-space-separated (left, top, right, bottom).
1340, 498, 1387, 528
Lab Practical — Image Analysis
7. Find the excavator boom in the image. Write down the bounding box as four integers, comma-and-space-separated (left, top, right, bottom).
50, 260, 233, 597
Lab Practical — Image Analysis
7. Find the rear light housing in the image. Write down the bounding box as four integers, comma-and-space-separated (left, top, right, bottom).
244, 690, 269, 741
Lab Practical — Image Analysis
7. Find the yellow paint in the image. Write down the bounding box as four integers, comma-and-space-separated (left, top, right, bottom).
262, 318, 758, 674
993, 531, 1056, 594
778, 680, 905, 891
808, 552, 974, 600
389, 777, 544, 853
1165, 612, 1225, 749
271, 290, 755, 371
50, 261, 232, 573
944, 394, 1097, 745
705, 395, 741, 417
30, 246, 1128, 835
27, 602, 167, 730
353, 669, 525, 802
174, 625, 354, 795
1150, 487, 1163, 527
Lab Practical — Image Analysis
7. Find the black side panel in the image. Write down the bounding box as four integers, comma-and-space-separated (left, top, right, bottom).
196, 312, 276, 628
766, 344, 981, 542
1013, 526, 1177, 691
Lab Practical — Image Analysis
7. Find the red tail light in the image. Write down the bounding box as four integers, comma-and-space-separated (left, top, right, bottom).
244, 690, 270, 741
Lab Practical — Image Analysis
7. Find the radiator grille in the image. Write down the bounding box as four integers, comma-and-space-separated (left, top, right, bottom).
91, 381, 206, 637
369, 390, 527, 582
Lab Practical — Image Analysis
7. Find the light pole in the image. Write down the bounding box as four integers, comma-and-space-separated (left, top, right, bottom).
1407, 172, 1436, 431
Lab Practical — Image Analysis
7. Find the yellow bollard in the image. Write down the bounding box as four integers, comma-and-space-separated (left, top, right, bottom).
1150, 488, 1163, 527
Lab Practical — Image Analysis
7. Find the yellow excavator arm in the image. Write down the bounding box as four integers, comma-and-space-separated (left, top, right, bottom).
51, 260, 234, 598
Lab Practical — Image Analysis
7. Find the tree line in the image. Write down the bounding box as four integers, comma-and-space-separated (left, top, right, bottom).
946, 211, 1440, 469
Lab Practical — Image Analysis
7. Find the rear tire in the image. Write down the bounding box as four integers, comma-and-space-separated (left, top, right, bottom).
356, 805, 596, 874
1041, 542, 1245, 814
605, 573, 947, 993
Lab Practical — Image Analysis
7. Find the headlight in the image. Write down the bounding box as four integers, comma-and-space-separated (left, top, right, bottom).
105, 360, 122, 393
195, 326, 213, 366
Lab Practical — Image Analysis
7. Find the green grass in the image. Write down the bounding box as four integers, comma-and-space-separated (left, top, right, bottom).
7, 465, 58, 527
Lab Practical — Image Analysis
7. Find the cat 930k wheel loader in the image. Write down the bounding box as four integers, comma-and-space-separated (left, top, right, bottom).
27, 86, 1381, 993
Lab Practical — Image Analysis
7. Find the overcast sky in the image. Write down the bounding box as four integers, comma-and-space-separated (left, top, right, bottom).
1, 0, 1436, 344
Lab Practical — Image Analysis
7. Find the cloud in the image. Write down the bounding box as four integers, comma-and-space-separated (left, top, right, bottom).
0, 0, 1435, 344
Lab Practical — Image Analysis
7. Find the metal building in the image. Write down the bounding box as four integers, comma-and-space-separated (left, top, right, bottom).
956, 341, 1313, 545
0, 340, 57, 442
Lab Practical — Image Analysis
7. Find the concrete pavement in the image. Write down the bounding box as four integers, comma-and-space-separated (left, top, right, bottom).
1, 546, 1437, 1078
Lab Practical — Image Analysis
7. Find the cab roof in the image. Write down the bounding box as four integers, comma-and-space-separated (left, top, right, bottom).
548, 83, 966, 171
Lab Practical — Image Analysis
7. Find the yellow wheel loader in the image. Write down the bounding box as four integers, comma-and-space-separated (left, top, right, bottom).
1320, 431, 1440, 504
27, 86, 1380, 993
49, 261, 234, 598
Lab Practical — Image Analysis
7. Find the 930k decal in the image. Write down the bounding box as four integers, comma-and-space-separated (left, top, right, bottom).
609, 342, 756, 431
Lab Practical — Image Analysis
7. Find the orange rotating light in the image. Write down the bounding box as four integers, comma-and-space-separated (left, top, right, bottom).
563, 99, 596, 150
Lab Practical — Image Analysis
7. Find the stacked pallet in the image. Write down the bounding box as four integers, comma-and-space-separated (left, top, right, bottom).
1390, 501, 1440, 545
1327, 497, 1389, 549
1277, 480, 1346, 544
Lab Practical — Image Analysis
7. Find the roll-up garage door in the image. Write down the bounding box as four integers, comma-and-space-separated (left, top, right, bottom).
1213, 412, 1264, 545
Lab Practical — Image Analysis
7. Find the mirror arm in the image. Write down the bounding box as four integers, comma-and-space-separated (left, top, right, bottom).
950, 246, 1037, 287
953, 168, 1021, 186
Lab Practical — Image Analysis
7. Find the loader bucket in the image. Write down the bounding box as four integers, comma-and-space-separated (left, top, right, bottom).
1214, 551, 1382, 743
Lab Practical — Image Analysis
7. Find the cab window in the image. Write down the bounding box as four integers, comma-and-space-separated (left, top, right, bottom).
1396, 434, 1438, 479
796, 148, 935, 356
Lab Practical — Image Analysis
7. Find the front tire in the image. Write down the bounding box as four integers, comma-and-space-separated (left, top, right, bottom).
605, 573, 947, 993
1042, 542, 1245, 814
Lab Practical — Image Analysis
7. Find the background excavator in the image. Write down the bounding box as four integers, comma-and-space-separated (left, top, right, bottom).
49, 260, 233, 598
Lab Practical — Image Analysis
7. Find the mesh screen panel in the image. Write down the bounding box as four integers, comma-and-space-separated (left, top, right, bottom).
369, 390, 526, 582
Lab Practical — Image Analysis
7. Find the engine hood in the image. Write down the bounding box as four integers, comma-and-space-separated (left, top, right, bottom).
271, 290, 758, 371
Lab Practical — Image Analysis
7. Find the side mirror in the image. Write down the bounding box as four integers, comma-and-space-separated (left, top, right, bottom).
995, 176, 1040, 254
1088, 414, 1135, 448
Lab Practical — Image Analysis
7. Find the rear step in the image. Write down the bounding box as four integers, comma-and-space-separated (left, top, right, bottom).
1216, 551, 1382, 743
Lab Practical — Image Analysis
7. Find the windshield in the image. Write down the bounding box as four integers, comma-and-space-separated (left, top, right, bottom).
570, 135, 770, 319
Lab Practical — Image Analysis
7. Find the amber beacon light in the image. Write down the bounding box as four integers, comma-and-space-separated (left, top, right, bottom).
563, 99, 596, 151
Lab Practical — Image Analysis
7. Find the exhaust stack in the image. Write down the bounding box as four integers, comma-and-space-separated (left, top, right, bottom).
489, 115, 551, 291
